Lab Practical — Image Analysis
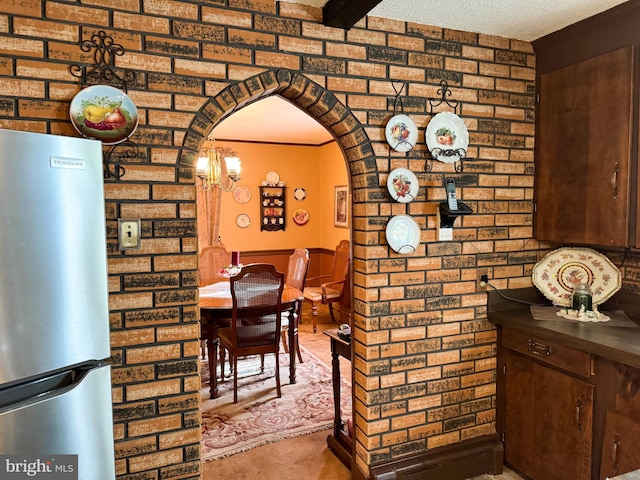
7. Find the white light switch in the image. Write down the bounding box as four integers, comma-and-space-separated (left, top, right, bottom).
438, 227, 453, 241
118, 219, 141, 250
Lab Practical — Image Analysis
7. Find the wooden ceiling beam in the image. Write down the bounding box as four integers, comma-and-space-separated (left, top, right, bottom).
322, 0, 383, 29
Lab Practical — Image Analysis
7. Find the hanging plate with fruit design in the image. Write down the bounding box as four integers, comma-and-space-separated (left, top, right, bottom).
385, 114, 418, 153
69, 85, 139, 145
387, 168, 419, 203
425, 112, 468, 163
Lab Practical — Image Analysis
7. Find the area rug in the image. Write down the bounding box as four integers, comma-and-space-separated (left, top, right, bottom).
201, 346, 352, 462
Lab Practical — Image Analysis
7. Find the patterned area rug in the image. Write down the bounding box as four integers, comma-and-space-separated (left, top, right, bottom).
201, 346, 352, 462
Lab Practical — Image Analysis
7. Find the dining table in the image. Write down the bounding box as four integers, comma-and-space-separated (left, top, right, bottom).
199, 280, 304, 399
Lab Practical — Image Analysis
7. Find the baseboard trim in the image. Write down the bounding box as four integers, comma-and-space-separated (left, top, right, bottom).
369, 434, 503, 480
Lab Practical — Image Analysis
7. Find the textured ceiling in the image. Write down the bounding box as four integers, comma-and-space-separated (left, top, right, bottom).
283, 0, 629, 41
212, 0, 629, 146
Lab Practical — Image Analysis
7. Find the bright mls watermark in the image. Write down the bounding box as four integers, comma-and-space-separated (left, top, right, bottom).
0, 455, 77, 479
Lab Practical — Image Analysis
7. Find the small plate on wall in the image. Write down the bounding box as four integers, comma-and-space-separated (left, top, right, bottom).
385, 215, 420, 254
233, 186, 251, 204
236, 214, 250, 228
387, 168, 419, 203
385, 114, 418, 153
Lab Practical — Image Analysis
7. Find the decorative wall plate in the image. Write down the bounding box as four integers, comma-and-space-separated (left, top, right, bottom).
532, 247, 621, 307
236, 214, 250, 228
292, 208, 310, 225
385, 114, 418, 152
294, 187, 307, 201
387, 168, 419, 203
233, 185, 251, 204
425, 112, 468, 163
265, 171, 280, 185
385, 215, 420, 254
69, 85, 139, 145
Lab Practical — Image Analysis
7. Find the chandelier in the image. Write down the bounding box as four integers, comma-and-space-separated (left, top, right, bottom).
196, 147, 241, 192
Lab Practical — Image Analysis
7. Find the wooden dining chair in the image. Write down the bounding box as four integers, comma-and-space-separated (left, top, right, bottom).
303, 239, 350, 333
281, 248, 310, 363
198, 243, 232, 359
198, 244, 231, 287
217, 263, 284, 404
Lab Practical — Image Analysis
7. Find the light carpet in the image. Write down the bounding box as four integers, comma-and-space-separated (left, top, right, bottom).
201, 346, 352, 462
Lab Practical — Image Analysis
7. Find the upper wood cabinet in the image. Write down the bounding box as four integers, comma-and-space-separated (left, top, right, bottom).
534, 46, 634, 246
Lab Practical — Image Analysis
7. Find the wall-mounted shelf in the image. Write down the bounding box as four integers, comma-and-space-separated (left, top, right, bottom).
439, 202, 473, 228
260, 186, 286, 231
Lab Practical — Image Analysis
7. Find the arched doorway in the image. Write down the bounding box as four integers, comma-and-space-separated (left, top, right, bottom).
183, 68, 378, 475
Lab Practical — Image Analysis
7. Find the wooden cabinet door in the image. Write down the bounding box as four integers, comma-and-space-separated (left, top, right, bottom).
600, 410, 640, 479
504, 351, 594, 480
504, 351, 537, 476
536, 361, 594, 480
535, 46, 633, 246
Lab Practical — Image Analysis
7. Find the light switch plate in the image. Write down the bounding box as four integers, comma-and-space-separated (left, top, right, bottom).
438, 227, 453, 241
118, 219, 141, 250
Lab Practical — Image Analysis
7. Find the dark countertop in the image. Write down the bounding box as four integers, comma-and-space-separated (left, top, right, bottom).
488, 288, 640, 370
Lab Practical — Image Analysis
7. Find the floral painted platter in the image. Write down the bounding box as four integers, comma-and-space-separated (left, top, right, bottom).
387, 168, 419, 203
69, 85, 138, 145
532, 247, 621, 307
385, 114, 418, 153
385, 214, 420, 254
425, 112, 468, 163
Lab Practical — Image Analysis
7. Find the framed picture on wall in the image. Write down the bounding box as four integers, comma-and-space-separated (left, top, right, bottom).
334, 185, 349, 228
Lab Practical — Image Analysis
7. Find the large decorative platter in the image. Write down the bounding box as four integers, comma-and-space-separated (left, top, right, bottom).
385, 114, 418, 153
292, 208, 310, 226
385, 214, 420, 254
425, 112, 468, 163
532, 247, 621, 307
387, 168, 419, 203
69, 85, 138, 145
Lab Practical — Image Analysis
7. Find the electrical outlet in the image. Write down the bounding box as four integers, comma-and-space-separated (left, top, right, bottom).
476, 267, 489, 292
118, 219, 141, 250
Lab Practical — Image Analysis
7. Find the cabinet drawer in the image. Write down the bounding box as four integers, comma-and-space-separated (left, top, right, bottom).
502, 327, 591, 377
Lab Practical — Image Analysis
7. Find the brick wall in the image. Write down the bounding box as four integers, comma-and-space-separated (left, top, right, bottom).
0, 0, 545, 478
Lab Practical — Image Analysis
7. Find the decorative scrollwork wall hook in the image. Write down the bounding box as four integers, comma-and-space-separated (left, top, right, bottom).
70, 31, 136, 92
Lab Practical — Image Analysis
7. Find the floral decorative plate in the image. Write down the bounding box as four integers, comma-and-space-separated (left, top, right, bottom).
69, 85, 138, 145
385, 215, 420, 254
385, 114, 418, 153
387, 168, 419, 203
292, 208, 310, 226
236, 214, 250, 228
425, 112, 469, 163
233, 186, 251, 204
532, 247, 621, 307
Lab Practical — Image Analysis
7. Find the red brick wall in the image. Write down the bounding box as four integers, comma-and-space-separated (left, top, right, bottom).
0, 0, 543, 478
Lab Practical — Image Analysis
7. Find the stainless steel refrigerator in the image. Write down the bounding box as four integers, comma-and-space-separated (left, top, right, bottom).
0, 129, 116, 479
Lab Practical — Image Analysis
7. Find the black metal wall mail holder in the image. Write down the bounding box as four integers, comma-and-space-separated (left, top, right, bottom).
70, 31, 138, 180
424, 80, 468, 173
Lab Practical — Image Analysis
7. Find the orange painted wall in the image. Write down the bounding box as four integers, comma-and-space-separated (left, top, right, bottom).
216, 140, 349, 252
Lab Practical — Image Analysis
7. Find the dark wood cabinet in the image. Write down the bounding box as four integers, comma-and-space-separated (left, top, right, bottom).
534, 46, 634, 246
600, 410, 640, 479
504, 349, 594, 480
500, 327, 594, 480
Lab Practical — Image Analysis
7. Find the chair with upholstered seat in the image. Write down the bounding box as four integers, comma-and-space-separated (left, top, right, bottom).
281, 248, 309, 362
218, 263, 284, 404
303, 239, 350, 333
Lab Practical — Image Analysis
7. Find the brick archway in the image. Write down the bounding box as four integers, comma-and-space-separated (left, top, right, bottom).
182, 68, 377, 476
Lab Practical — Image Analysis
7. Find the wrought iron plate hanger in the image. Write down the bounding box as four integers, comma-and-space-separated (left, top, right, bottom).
70, 31, 139, 180
424, 80, 467, 173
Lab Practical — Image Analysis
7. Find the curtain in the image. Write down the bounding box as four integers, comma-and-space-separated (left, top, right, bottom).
197, 182, 222, 251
